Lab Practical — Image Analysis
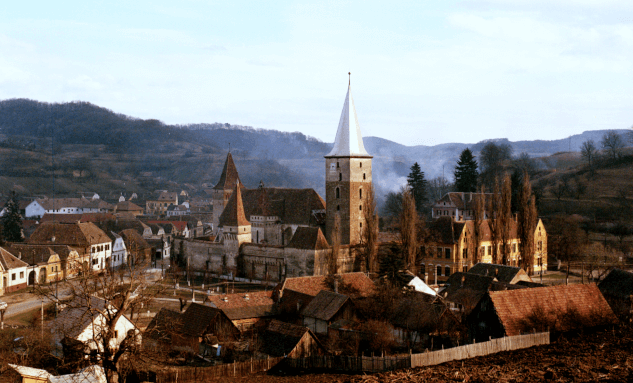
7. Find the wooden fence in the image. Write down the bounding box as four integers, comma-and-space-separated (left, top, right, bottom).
155, 357, 284, 382
283, 355, 411, 373
411, 332, 550, 368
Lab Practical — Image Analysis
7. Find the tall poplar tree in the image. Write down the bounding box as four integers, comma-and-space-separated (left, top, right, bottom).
454, 148, 479, 192
407, 162, 427, 214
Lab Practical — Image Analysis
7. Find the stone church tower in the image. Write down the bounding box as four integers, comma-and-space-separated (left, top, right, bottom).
212, 152, 243, 233
325, 83, 372, 246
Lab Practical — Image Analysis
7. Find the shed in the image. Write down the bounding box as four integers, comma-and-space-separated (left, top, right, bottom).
301, 290, 354, 335
260, 319, 325, 358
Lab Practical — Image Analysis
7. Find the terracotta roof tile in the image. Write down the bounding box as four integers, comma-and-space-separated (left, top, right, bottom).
0, 246, 29, 270
213, 153, 243, 191
219, 184, 250, 227
278, 272, 375, 299
488, 284, 618, 336
207, 291, 275, 320
28, 222, 111, 247
237, 188, 326, 226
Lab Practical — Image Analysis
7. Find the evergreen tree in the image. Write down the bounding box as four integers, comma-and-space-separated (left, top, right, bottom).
454, 148, 478, 192
407, 162, 427, 214
2, 192, 23, 242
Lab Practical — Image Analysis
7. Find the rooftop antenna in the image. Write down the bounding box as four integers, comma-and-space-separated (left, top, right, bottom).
348, 72, 351, 86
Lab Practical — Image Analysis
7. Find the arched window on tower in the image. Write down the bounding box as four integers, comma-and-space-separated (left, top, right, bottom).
336, 187, 340, 199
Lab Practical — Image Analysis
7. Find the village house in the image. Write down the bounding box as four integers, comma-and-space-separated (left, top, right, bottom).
108, 232, 127, 269
390, 293, 465, 349
259, 319, 326, 358
431, 192, 494, 220
28, 222, 112, 273
301, 290, 355, 336
144, 308, 189, 354
422, 216, 547, 284
49, 296, 138, 356
3, 243, 69, 285
145, 191, 179, 215
467, 284, 618, 341
0, 246, 29, 294
206, 290, 276, 333
114, 200, 144, 217
25, 197, 113, 218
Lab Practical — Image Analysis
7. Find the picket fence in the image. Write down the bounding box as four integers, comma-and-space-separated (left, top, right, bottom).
153, 332, 549, 381
155, 357, 284, 382
411, 332, 550, 368
283, 355, 411, 373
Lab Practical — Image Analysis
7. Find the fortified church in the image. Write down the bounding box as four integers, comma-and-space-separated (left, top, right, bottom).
174, 82, 373, 280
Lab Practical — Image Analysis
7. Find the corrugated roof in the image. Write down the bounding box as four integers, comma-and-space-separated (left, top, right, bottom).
287, 227, 329, 250
213, 152, 243, 191
489, 284, 618, 336
301, 290, 350, 321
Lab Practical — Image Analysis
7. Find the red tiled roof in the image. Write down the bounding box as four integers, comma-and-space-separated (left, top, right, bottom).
287, 227, 329, 250
219, 184, 250, 227
115, 201, 143, 212
28, 222, 111, 247
40, 214, 83, 223
0, 246, 29, 270
213, 152, 243, 191
240, 188, 326, 226
488, 284, 618, 336
278, 272, 375, 299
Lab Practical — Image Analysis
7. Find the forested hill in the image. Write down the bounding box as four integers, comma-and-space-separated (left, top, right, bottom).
0, 99, 330, 158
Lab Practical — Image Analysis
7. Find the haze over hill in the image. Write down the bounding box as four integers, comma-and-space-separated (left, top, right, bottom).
0, 99, 629, 203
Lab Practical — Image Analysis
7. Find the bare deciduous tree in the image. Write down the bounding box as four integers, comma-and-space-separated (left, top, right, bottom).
498, 174, 513, 265
400, 188, 419, 274
328, 214, 341, 275
601, 130, 625, 161
361, 184, 379, 273
580, 140, 597, 169
37, 245, 166, 383
518, 172, 538, 275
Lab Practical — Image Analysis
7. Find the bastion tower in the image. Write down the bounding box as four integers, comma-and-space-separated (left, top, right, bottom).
324, 81, 373, 246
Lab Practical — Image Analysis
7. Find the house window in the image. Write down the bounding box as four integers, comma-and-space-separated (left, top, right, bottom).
20, 272, 24, 278
436, 247, 442, 257
487, 246, 492, 255
537, 241, 542, 251
12, 274, 16, 281
445, 248, 451, 259
463, 266, 468, 273
512, 243, 517, 253
436, 265, 442, 276
462, 248, 468, 258
480, 246, 485, 257
106, 244, 109, 250
445, 266, 451, 277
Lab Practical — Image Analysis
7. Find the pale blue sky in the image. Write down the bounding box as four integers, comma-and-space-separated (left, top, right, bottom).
1, 0, 632, 146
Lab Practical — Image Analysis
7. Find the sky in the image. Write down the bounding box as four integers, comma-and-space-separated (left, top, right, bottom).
1, 0, 632, 147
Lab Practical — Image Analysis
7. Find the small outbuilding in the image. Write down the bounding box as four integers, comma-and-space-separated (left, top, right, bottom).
260, 319, 325, 358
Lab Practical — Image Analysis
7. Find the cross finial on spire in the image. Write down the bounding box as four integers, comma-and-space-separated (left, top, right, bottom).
348, 72, 351, 86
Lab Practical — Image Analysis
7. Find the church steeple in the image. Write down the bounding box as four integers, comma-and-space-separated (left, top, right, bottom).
212, 152, 244, 234
324, 81, 373, 246
219, 182, 250, 228
326, 84, 370, 158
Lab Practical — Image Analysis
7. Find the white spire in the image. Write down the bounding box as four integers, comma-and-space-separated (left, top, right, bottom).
326, 84, 370, 157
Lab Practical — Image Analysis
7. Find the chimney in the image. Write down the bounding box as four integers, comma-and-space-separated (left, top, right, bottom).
243, 293, 249, 301
222, 296, 228, 302
333, 279, 339, 294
